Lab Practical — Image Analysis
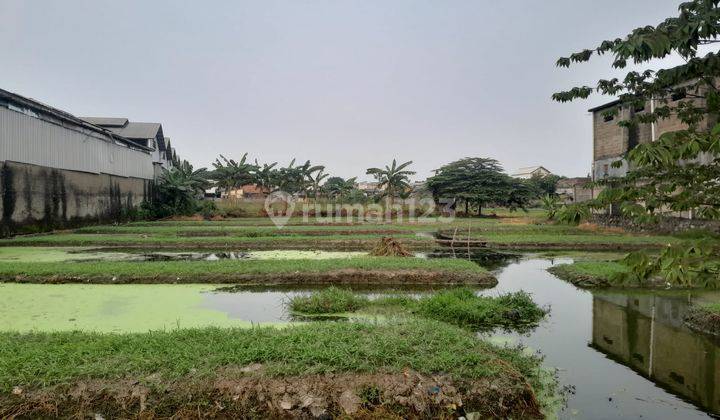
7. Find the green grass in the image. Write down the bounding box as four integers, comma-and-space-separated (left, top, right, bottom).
0, 233, 429, 248
0, 256, 487, 282
289, 288, 547, 331
0, 320, 545, 393
414, 289, 547, 330
547, 261, 629, 287
289, 287, 370, 314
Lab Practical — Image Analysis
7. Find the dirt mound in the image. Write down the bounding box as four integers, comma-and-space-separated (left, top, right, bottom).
1, 370, 543, 419
369, 237, 413, 257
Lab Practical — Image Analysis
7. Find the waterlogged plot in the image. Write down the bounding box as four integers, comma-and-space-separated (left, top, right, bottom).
0, 284, 295, 332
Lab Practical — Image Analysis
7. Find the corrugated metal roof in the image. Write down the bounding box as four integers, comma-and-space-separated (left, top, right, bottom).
0, 88, 151, 152
80, 117, 128, 127
106, 122, 161, 140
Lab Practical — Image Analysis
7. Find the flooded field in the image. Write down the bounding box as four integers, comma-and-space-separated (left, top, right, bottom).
1, 248, 719, 418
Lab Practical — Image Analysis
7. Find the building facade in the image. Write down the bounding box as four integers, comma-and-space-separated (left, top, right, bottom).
0, 88, 158, 235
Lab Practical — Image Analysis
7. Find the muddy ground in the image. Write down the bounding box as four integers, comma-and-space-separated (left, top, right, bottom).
1, 369, 543, 419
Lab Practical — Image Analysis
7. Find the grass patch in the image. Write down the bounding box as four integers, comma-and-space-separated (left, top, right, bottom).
289, 287, 370, 314
0, 256, 491, 284
0, 319, 545, 392
547, 261, 629, 288
289, 288, 547, 331
414, 289, 547, 330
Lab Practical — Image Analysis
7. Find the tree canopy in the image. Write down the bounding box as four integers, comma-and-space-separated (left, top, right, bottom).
553, 0, 720, 220
426, 158, 533, 215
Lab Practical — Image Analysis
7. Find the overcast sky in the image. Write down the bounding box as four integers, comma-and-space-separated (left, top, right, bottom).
1, 0, 688, 181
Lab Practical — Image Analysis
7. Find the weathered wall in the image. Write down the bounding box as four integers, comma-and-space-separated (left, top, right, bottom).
591, 214, 717, 234
0, 161, 153, 236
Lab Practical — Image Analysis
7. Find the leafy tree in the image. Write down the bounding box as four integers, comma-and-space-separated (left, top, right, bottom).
526, 174, 562, 198
275, 159, 324, 196
253, 161, 278, 194
553, 0, 720, 286
323, 176, 358, 201
154, 160, 210, 216
426, 157, 514, 216
553, 0, 720, 220
211, 154, 257, 195
540, 194, 561, 220
366, 159, 416, 211
307, 168, 329, 199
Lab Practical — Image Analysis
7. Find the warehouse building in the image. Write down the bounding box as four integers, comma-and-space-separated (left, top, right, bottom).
0, 88, 159, 235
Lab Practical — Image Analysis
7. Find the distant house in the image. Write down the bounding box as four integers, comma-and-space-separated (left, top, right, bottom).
510, 166, 552, 179
556, 177, 592, 203
357, 181, 380, 195
80, 117, 174, 173
224, 184, 269, 199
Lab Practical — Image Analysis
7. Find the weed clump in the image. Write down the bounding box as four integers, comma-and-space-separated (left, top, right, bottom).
289, 287, 369, 314
415, 288, 547, 330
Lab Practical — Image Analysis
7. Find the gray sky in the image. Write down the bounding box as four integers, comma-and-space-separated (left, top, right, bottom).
0, 0, 687, 181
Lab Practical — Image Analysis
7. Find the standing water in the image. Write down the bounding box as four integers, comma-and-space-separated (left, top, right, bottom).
482, 257, 720, 419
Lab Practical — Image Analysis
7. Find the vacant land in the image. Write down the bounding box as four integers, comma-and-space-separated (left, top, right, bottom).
0, 214, 681, 251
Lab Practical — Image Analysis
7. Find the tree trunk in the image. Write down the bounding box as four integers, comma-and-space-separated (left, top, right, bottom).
464, 200, 469, 216
477, 202, 482, 216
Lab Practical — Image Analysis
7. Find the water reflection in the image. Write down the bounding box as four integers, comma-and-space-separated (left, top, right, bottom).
591, 293, 720, 415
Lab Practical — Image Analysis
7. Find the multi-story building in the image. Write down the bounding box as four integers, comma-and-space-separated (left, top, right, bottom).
590, 83, 715, 183
0, 88, 174, 235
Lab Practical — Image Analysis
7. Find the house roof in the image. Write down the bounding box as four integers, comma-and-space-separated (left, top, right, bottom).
109, 122, 161, 140
511, 166, 551, 177
0, 88, 151, 152
81, 117, 165, 151
556, 177, 591, 188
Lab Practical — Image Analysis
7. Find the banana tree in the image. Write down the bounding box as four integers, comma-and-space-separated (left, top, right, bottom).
211, 153, 258, 196
366, 159, 415, 213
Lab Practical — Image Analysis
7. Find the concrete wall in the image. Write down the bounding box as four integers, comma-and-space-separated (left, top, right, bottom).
0, 160, 153, 236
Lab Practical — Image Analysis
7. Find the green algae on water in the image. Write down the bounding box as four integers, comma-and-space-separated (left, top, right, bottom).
0, 283, 286, 333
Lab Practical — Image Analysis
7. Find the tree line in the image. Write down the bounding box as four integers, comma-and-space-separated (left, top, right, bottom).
149, 154, 560, 218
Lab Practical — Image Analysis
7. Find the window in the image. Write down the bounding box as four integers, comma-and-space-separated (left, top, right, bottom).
634, 103, 645, 113
671, 91, 686, 101
603, 114, 614, 122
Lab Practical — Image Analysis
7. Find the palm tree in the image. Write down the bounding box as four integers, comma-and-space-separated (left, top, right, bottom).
212, 153, 257, 196
323, 177, 357, 201
158, 160, 210, 214
307, 168, 329, 199
366, 159, 415, 212
253, 160, 278, 194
